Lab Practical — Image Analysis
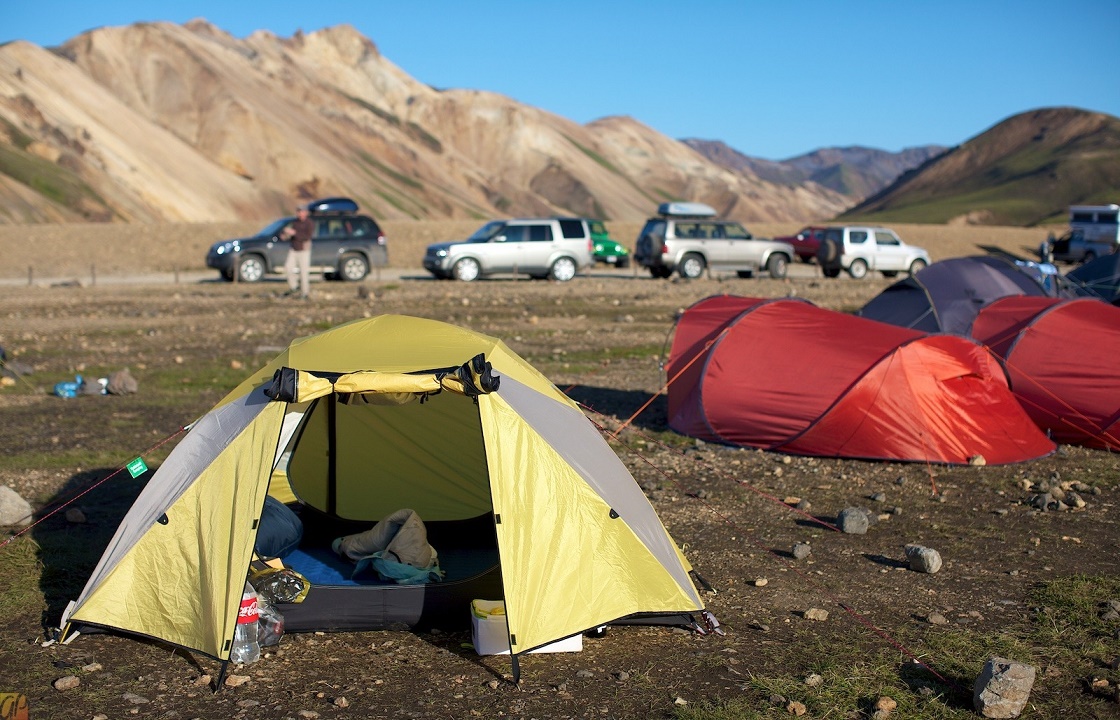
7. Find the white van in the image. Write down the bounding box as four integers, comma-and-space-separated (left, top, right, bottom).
1069, 204, 1120, 245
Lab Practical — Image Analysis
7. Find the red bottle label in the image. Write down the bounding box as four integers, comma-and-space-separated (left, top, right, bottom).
238, 596, 259, 624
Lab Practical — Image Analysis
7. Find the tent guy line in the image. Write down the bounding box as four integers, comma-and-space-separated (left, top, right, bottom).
0, 425, 188, 549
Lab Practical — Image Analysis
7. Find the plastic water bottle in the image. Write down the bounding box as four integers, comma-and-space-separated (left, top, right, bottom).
230, 581, 260, 664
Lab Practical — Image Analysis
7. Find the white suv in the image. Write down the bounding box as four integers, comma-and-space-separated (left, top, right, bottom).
633, 202, 794, 279
423, 218, 593, 282
816, 225, 930, 279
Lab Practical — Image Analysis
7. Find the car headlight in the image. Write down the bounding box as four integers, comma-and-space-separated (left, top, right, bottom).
215, 241, 238, 255
435, 249, 448, 257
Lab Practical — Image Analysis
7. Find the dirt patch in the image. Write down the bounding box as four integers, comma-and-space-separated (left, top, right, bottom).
1, 254, 1118, 719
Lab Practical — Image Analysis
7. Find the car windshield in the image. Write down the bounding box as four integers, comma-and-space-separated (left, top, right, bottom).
256, 218, 290, 237
466, 221, 506, 243
588, 221, 607, 236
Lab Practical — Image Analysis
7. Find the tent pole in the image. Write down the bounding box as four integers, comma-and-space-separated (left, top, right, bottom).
510, 652, 521, 686
214, 660, 230, 693
327, 393, 337, 514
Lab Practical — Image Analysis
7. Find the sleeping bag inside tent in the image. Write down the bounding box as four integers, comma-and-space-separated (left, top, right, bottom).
970, 296, 1120, 450
61, 315, 707, 662
666, 295, 1055, 464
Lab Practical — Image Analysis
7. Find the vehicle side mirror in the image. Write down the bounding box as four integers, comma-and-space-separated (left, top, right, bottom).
494, 235, 506, 243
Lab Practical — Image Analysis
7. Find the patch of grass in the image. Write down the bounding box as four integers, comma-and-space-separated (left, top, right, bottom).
404, 121, 442, 154
357, 151, 423, 191
562, 134, 622, 175
344, 93, 401, 127
0, 144, 109, 215
0, 535, 45, 620
0, 116, 34, 150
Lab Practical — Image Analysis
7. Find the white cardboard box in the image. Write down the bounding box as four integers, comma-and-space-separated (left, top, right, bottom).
471, 599, 583, 655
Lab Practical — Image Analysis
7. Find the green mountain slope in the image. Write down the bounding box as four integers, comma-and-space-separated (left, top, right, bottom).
840, 108, 1120, 226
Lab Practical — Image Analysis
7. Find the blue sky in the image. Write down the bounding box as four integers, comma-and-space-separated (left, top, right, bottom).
5, 1, 1119, 160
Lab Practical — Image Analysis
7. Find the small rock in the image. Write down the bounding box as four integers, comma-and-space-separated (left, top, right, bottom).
792, 542, 812, 560
53, 675, 80, 691
787, 700, 807, 715
796, 499, 812, 512
0, 485, 33, 526
673, 696, 688, 706
769, 693, 787, 705
224, 674, 250, 687
969, 454, 987, 466
297, 711, 320, 719
122, 692, 149, 704
487, 680, 500, 689
236, 700, 260, 708
875, 696, 897, 714
974, 657, 1036, 718
753, 578, 768, 587
333, 696, 350, 708
905, 545, 943, 574
576, 670, 595, 678
870, 492, 886, 502
803, 608, 828, 621
927, 612, 949, 626
837, 507, 870, 534
230, 359, 244, 370
804, 673, 823, 687
193, 674, 211, 687
615, 671, 629, 681
993, 508, 1009, 516
64, 507, 87, 523
81, 662, 102, 672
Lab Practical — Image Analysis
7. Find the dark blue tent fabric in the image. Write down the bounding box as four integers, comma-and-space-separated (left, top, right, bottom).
858, 256, 1062, 334
1066, 253, 1120, 305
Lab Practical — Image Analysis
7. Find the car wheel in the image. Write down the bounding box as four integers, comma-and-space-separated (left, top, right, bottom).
881, 271, 899, 278
679, 253, 705, 279
767, 253, 789, 279
237, 255, 266, 283
616, 257, 630, 269
338, 253, 369, 282
649, 266, 672, 279
908, 258, 928, 275
823, 267, 841, 278
549, 256, 578, 282
736, 271, 753, 279
453, 257, 481, 282
220, 268, 234, 282
848, 259, 869, 280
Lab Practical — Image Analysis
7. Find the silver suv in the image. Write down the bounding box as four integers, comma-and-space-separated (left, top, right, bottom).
633, 203, 793, 279
816, 225, 930, 279
423, 217, 593, 282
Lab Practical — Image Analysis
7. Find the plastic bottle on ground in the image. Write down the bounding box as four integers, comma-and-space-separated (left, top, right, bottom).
230, 581, 260, 664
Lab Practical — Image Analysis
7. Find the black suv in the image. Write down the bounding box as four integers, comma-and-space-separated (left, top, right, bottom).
206, 197, 388, 282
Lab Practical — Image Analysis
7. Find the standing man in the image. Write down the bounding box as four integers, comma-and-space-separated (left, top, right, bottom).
281, 205, 315, 299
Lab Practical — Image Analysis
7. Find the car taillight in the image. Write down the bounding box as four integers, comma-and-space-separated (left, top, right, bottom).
661, 244, 669, 254
588, 239, 593, 252
377, 233, 386, 245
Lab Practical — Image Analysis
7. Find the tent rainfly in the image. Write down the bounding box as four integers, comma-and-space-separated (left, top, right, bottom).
61, 315, 710, 669
666, 296, 1055, 464
857, 255, 1072, 334
970, 296, 1120, 450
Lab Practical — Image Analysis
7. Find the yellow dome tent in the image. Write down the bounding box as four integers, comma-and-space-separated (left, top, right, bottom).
61, 315, 708, 674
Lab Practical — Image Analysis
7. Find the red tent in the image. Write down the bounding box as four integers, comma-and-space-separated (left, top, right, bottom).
666, 296, 1055, 464
971, 296, 1120, 450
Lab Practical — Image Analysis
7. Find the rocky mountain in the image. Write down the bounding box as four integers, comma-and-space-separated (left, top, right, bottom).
840, 107, 1120, 226
683, 139, 947, 200
0, 20, 849, 225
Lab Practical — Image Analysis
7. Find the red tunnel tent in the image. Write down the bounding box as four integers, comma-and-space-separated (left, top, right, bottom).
970, 296, 1120, 450
666, 296, 1055, 464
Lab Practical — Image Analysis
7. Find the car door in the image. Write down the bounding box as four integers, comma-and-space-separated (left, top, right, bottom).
721, 222, 755, 268
480, 224, 526, 274
311, 217, 345, 270
871, 229, 906, 271
521, 222, 556, 273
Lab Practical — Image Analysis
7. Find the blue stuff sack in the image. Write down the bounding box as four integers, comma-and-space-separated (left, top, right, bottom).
53, 374, 83, 398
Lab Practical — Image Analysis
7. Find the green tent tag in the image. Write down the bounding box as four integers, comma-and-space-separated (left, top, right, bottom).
126, 457, 148, 478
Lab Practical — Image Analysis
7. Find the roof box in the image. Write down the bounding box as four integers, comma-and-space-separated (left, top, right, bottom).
658, 202, 716, 218
306, 197, 359, 214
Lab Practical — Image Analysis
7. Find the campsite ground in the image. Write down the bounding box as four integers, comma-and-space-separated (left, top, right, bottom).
0, 221, 1118, 720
